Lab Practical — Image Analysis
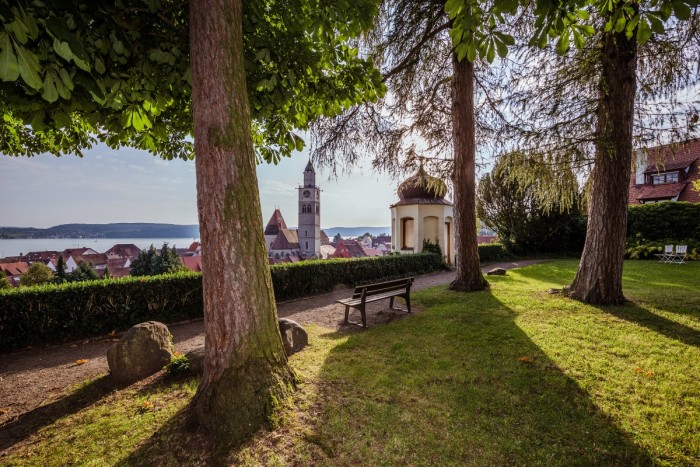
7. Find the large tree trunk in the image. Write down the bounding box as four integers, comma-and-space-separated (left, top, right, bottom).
450, 54, 488, 292
568, 24, 637, 305
189, 0, 294, 453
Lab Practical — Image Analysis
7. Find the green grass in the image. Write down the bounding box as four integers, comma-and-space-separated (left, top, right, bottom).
2, 260, 699, 466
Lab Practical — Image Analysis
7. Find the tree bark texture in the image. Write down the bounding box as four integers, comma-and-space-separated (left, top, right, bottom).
189, 0, 294, 453
569, 25, 637, 305
450, 54, 488, 292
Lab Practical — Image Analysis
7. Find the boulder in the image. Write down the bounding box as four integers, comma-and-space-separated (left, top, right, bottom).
185, 347, 205, 374
279, 318, 308, 356
486, 267, 507, 276
107, 321, 173, 383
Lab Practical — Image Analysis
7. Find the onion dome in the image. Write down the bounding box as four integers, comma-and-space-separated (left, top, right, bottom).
397, 164, 447, 200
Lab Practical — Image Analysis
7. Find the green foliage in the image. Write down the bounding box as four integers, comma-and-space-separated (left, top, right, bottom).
0, 0, 384, 162
54, 255, 67, 283
0, 275, 11, 289
625, 235, 699, 260
270, 253, 446, 301
0, 271, 203, 351
478, 156, 586, 254
130, 243, 182, 276
19, 261, 53, 286
422, 238, 443, 257
627, 202, 700, 241
164, 353, 191, 375
69, 261, 99, 282
477, 243, 512, 263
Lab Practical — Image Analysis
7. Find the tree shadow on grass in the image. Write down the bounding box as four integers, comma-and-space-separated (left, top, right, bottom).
600, 302, 700, 348
302, 289, 653, 465
0, 375, 117, 453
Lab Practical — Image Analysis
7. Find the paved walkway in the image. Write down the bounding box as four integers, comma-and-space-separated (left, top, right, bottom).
0, 260, 541, 433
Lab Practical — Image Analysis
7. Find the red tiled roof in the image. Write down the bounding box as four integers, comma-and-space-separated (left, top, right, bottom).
265, 209, 288, 236
331, 240, 367, 258
23, 251, 60, 262
105, 244, 142, 258
62, 247, 97, 257
75, 253, 109, 267
630, 139, 700, 204
181, 256, 203, 272
0, 262, 30, 276
188, 241, 201, 252
477, 235, 498, 244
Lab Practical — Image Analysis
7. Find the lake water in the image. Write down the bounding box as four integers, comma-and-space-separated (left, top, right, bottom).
0, 238, 199, 258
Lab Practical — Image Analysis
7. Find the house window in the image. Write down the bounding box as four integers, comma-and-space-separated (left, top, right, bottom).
401, 217, 414, 250
302, 205, 306, 213
305, 241, 309, 250
651, 172, 679, 185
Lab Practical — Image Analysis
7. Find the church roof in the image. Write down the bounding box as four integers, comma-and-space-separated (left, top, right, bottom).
271, 229, 299, 250
264, 208, 288, 236
304, 160, 315, 173
396, 163, 448, 202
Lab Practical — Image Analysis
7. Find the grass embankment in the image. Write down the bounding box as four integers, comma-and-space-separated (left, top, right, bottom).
2, 260, 698, 465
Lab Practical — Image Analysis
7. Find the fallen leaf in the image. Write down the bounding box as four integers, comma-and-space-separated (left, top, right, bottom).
634, 367, 643, 373
75, 359, 89, 365
517, 356, 532, 363
0, 408, 9, 415
645, 370, 654, 377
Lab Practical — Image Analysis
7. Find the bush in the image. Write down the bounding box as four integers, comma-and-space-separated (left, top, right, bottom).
628, 202, 700, 241
0, 272, 203, 352
477, 243, 512, 263
0, 254, 445, 351
270, 253, 445, 301
625, 236, 699, 260
164, 352, 190, 374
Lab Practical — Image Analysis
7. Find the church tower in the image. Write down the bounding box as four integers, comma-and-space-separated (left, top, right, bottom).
298, 160, 321, 257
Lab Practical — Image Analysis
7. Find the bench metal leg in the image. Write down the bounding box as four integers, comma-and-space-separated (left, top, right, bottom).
360, 305, 367, 328
389, 296, 395, 310
344, 305, 351, 324
405, 294, 411, 313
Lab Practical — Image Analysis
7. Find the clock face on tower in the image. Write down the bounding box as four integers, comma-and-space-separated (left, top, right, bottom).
303, 190, 311, 198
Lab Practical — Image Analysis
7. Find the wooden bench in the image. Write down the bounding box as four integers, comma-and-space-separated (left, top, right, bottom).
336, 277, 414, 328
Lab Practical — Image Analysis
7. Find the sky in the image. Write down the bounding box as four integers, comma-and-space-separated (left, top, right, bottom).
0, 143, 399, 229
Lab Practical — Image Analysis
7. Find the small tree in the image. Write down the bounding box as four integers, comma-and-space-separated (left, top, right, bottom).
333, 233, 343, 243
130, 245, 158, 276
20, 263, 54, 286
0, 275, 12, 289
54, 256, 68, 283
70, 262, 99, 282
422, 238, 443, 257
103, 266, 111, 279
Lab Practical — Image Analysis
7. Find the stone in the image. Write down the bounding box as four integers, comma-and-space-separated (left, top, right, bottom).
185, 347, 205, 374
107, 321, 173, 383
279, 318, 308, 356
486, 267, 507, 276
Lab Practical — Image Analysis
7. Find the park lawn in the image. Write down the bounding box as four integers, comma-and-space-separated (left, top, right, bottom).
2, 260, 699, 466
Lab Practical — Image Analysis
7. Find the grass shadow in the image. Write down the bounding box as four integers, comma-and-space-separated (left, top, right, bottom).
300, 287, 653, 465
0, 375, 116, 452
601, 302, 700, 348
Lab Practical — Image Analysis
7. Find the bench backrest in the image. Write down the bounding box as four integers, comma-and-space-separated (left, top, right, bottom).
352, 277, 414, 299
676, 245, 687, 255
665, 245, 674, 254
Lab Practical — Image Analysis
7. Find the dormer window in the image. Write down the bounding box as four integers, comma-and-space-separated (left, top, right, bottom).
651, 172, 678, 185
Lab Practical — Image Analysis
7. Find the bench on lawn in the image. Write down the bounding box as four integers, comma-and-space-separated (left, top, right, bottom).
336, 277, 414, 328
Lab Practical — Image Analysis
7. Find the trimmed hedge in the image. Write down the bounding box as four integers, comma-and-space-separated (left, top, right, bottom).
0, 272, 202, 352
0, 253, 444, 352
271, 253, 445, 301
478, 243, 511, 263
628, 202, 700, 241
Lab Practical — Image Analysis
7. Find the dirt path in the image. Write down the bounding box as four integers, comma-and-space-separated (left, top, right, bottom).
0, 260, 541, 436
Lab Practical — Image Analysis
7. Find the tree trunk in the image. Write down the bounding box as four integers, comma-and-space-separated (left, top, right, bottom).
450, 54, 488, 292
189, 0, 294, 454
568, 24, 637, 305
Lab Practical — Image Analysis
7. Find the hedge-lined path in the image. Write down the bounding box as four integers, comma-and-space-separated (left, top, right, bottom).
0, 260, 541, 448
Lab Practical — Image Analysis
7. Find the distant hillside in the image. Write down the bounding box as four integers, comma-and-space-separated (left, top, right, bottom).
323, 227, 391, 239
0, 223, 200, 239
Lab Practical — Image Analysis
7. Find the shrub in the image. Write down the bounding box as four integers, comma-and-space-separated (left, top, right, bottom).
270, 253, 445, 301
20, 262, 54, 287
0, 254, 444, 351
422, 239, 443, 257
477, 243, 511, 263
164, 352, 190, 374
0, 272, 203, 352
625, 236, 699, 260
628, 202, 700, 241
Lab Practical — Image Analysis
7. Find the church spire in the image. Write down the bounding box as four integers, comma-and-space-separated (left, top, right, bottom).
304, 159, 315, 173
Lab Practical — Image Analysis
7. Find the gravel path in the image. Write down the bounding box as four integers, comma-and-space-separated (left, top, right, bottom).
0, 260, 541, 436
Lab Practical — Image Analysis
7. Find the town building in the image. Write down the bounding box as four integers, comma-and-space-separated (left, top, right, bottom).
390, 164, 456, 265
629, 139, 700, 204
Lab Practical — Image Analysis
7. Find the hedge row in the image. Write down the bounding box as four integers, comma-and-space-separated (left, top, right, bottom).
477, 243, 511, 263
628, 202, 700, 241
0, 253, 444, 352
0, 272, 202, 352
